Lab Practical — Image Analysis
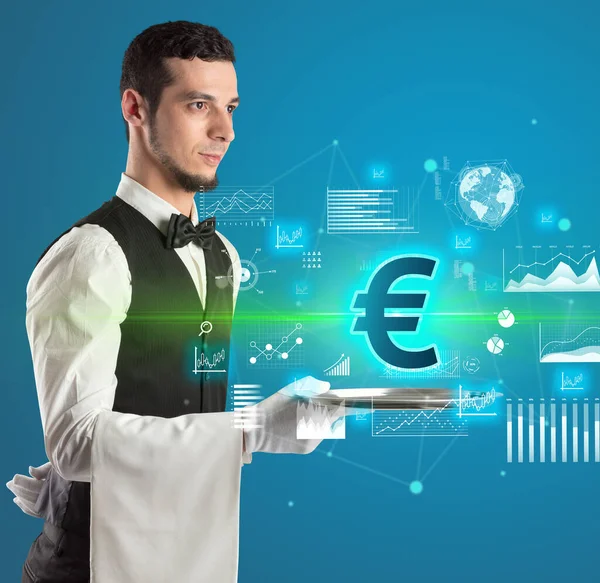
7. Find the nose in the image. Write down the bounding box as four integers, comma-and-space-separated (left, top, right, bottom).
207, 108, 235, 144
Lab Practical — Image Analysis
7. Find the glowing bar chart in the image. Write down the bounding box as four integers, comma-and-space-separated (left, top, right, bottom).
562, 401, 567, 463
583, 400, 589, 463
517, 401, 523, 463
507, 401, 513, 463
324, 354, 351, 377
230, 384, 263, 429
594, 399, 600, 462
529, 400, 534, 463
551, 400, 556, 463
326, 187, 418, 234
573, 401, 578, 463
506, 398, 599, 463
539, 400, 546, 463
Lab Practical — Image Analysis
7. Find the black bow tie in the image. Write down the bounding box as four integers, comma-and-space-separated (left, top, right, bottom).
165, 214, 216, 250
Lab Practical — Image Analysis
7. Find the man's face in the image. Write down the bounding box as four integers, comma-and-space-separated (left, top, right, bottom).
146, 57, 238, 193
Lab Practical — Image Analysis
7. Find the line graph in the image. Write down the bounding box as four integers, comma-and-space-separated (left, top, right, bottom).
192, 347, 227, 374
561, 373, 584, 391
380, 350, 460, 379
510, 250, 595, 272
247, 322, 304, 368
372, 403, 468, 437
275, 225, 303, 248
197, 186, 274, 225
503, 246, 600, 292
457, 386, 499, 417
372, 388, 498, 437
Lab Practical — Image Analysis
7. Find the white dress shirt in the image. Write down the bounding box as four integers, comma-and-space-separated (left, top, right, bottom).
26, 172, 242, 482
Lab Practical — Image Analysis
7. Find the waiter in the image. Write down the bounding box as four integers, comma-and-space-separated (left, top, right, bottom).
9, 20, 344, 583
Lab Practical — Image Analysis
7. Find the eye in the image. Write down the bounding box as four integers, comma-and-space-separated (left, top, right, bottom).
227, 105, 237, 114
191, 101, 206, 110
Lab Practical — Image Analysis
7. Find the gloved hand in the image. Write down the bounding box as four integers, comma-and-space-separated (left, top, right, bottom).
242, 375, 349, 455
6, 461, 51, 518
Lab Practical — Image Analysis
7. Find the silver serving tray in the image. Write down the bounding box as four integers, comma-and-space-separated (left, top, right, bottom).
311, 387, 488, 410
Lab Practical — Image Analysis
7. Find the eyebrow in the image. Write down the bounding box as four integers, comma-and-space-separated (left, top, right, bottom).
177, 90, 240, 105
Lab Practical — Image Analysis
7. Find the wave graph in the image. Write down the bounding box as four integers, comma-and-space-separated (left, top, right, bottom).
539, 323, 600, 363
503, 247, 600, 292
297, 401, 346, 439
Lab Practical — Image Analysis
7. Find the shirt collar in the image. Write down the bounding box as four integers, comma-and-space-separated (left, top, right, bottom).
115, 172, 200, 237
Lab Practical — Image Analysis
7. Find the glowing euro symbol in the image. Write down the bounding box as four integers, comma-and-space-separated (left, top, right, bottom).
351, 255, 439, 369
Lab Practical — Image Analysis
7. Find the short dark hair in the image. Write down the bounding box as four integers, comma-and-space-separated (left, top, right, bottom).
120, 20, 236, 144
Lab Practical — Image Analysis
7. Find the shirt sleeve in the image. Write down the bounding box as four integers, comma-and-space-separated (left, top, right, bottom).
25, 224, 132, 482
27, 223, 250, 481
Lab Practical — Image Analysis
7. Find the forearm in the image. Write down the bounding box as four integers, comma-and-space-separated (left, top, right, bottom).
49, 408, 251, 481
45, 407, 105, 482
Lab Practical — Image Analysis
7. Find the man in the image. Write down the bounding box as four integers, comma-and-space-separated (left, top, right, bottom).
9, 20, 346, 583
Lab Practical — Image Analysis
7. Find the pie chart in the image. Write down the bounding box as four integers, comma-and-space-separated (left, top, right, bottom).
487, 335, 504, 354
498, 309, 515, 328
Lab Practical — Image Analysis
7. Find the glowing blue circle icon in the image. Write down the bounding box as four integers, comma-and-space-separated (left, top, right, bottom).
424, 159, 438, 173
461, 262, 475, 275
409, 480, 423, 495
558, 218, 571, 231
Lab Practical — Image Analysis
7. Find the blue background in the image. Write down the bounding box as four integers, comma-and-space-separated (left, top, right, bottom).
2, 1, 599, 581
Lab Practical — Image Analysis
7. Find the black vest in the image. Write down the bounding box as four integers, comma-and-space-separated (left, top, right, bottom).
33, 196, 233, 536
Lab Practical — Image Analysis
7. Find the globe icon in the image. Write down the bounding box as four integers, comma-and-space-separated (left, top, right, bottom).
447, 161, 523, 231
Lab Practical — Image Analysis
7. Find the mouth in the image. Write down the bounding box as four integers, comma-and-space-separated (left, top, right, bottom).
199, 153, 223, 165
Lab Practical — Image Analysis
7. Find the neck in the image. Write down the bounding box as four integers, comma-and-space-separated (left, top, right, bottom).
125, 150, 194, 217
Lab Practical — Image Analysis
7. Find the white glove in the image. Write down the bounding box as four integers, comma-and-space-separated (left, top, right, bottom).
242, 375, 347, 455
6, 461, 52, 518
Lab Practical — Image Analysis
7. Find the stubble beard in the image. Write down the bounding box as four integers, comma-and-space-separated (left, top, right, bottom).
148, 116, 219, 194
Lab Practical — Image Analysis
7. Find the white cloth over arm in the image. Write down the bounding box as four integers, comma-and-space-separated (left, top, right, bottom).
91, 410, 242, 583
